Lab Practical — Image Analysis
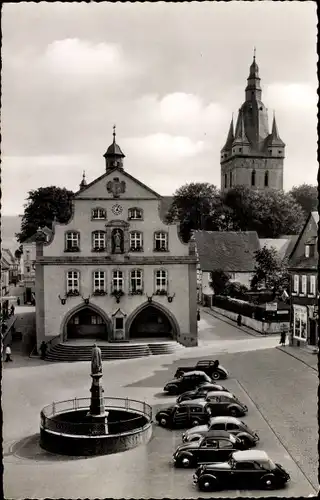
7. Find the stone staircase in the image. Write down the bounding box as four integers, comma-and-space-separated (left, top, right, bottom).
45, 341, 184, 362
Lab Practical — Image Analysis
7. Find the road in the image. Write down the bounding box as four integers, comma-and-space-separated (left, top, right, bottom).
3, 309, 318, 498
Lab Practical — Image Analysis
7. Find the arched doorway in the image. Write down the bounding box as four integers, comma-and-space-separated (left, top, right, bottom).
66, 307, 108, 340
129, 305, 174, 339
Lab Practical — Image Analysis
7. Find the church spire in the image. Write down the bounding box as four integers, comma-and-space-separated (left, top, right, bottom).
245, 50, 262, 101
103, 125, 125, 171
221, 116, 234, 152
79, 170, 87, 191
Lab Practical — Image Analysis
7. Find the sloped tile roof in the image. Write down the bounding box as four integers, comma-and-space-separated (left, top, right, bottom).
159, 196, 174, 221
259, 235, 298, 260
194, 230, 260, 272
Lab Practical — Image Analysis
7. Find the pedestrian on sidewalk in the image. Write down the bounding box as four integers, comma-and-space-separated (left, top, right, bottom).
17, 297, 20, 306
5, 345, 13, 362
10, 304, 15, 316
279, 329, 286, 346
237, 314, 242, 327
40, 341, 48, 360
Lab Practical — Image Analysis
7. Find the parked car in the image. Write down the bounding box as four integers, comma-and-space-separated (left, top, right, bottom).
206, 391, 248, 417
155, 400, 211, 428
175, 360, 228, 380
163, 371, 213, 395
177, 383, 229, 403
182, 416, 259, 448
193, 450, 290, 491
172, 430, 249, 468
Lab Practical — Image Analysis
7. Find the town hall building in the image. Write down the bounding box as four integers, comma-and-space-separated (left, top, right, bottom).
35, 129, 198, 351
220, 53, 285, 192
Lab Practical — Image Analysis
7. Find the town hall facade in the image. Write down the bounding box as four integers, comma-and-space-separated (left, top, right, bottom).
35, 130, 198, 349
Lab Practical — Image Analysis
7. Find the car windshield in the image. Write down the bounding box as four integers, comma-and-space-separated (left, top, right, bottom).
265, 459, 277, 470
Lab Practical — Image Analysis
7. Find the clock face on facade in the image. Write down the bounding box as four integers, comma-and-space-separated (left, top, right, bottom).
111, 204, 123, 216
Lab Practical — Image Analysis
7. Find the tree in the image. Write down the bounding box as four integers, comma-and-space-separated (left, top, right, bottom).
223, 186, 305, 237
16, 186, 74, 242
209, 270, 231, 296
166, 182, 222, 242
224, 281, 249, 300
289, 184, 318, 217
250, 246, 290, 296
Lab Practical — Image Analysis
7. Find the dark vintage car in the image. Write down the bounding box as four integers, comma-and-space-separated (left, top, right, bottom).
177, 383, 229, 403
155, 400, 211, 428
193, 450, 290, 491
163, 371, 213, 395
205, 391, 248, 417
175, 360, 228, 380
182, 416, 259, 448
172, 430, 249, 468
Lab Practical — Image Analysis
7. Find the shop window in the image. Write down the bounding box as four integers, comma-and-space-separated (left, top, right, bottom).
293, 307, 307, 340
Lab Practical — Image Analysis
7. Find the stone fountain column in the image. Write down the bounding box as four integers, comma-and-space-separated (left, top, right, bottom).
87, 344, 109, 435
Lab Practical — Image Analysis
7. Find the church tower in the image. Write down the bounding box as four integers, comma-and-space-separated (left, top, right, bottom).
220, 52, 285, 193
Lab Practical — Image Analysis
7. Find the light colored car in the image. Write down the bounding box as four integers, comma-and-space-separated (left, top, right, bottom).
182, 416, 259, 448
205, 391, 248, 417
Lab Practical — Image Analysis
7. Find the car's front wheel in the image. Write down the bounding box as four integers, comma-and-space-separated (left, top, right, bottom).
158, 415, 168, 427
198, 474, 220, 491
229, 407, 239, 417
260, 474, 278, 490
176, 453, 194, 468
238, 436, 254, 449
190, 418, 200, 427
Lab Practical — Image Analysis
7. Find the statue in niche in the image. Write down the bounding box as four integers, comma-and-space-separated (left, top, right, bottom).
112, 229, 123, 254
91, 343, 102, 375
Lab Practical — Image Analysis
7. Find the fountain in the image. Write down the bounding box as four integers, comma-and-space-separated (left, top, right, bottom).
40, 344, 152, 456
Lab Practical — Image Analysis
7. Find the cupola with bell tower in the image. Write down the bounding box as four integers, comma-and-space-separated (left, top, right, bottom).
220, 50, 285, 193
103, 125, 125, 171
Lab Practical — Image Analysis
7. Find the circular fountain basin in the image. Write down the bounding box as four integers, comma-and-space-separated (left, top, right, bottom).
40, 397, 152, 456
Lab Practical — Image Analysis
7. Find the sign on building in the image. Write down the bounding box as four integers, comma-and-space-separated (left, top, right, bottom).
266, 302, 277, 311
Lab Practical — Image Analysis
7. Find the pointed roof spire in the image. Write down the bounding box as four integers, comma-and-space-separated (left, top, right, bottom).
79, 170, 87, 190
265, 111, 285, 148
233, 109, 249, 144
221, 115, 234, 152
249, 48, 259, 78
113, 124, 116, 143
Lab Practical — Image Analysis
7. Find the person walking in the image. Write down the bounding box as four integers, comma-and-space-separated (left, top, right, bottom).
10, 304, 15, 316
5, 345, 13, 362
40, 341, 48, 360
237, 314, 242, 327
279, 328, 287, 347
17, 297, 20, 306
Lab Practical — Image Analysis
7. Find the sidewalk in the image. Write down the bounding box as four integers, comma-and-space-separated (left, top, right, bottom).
201, 306, 262, 337
276, 345, 318, 371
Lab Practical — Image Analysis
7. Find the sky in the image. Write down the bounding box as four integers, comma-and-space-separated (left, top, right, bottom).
2, 2, 318, 215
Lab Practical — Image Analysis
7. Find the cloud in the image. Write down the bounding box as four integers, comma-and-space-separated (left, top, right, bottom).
124, 133, 206, 161
42, 38, 137, 80
265, 82, 318, 110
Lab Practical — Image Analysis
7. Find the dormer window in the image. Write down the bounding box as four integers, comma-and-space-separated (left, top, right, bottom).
305, 245, 310, 258
128, 208, 143, 220
92, 208, 106, 220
